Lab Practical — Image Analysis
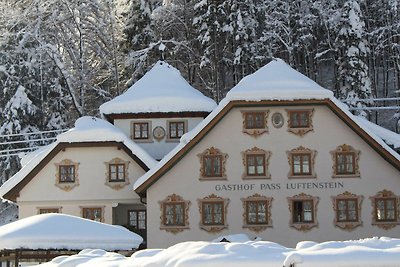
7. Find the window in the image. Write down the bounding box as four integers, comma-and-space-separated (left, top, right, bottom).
82, 207, 103, 222
204, 155, 222, 177
131, 121, 152, 142
370, 190, 399, 229
109, 164, 125, 182
202, 202, 224, 225
241, 147, 271, 179
375, 198, 397, 222
168, 121, 186, 140
332, 192, 363, 230
198, 194, 229, 232
331, 145, 360, 177
39, 208, 60, 214
241, 111, 269, 137
287, 146, 317, 178
287, 193, 319, 231
286, 109, 314, 136
292, 153, 311, 176
292, 200, 314, 223
159, 194, 190, 233
198, 147, 228, 180
242, 194, 273, 232
245, 112, 265, 129
289, 111, 310, 128
337, 199, 358, 222
59, 165, 75, 183
55, 159, 79, 191
104, 158, 130, 190
128, 210, 146, 230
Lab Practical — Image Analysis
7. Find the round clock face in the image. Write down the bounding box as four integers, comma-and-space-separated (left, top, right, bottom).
271, 112, 284, 128
153, 126, 166, 141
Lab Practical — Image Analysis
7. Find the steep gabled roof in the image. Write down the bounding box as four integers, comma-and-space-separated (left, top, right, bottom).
0, 117, 157, 201
134, 59, 400, 195
100, 61, 217, 117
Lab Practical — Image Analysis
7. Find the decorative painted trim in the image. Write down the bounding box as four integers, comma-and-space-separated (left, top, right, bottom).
153, 126, 166, 141
271, 112, 284, 128
166, 120, 188, 143
286, 146, 317, 178
198, 194, 229, 233
241, 110, 269, 137
370, 190, 400, 230
54, 159, 80, 191
159, 194, 190, 233
241, 194, 273, 232
131, 120, 153, 143
331, 191, 363, 231
330, 144, 361, 178
241, 147, 271, 179
197, 147, 228, 180
287, 193, 319, 231
104, 158, 130, 190
135, 100, 400, 196
286, 109, 314, 136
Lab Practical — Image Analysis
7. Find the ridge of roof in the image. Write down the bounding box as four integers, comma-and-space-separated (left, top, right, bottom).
100, 61, 217, 115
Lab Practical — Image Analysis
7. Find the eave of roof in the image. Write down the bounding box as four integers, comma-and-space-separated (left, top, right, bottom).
2, 141, 152, 202
134, 98, 400, 196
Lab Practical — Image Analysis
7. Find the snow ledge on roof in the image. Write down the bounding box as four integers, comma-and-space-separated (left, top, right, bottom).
100, 61, 217, 115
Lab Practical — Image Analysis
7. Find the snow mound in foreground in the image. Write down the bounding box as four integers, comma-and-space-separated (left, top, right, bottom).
36, 237, 400, 267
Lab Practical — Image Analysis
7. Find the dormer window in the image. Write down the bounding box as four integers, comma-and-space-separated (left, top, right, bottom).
286, 109, 314, 136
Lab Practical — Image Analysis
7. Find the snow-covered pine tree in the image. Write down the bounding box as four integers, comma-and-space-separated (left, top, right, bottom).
227, 0, 259, 84
152, 0, 199, 85
123, 0, 160, 82
0, 86, 40, 183
335, 0, 372, 116
193, 0, 231, 102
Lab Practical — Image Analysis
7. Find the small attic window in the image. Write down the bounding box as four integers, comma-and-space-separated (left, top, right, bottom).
131, 121, 153, 143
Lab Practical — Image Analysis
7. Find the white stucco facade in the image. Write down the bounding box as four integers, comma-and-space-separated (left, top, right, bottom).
17, 145, 146, 225
114, 117, 205, 160
145, 104, 400, 248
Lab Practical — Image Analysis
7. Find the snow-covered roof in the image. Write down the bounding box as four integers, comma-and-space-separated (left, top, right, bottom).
35, 237, 400, 267
0, 116, 157, 200
226, 58, 334, 101
134, 59, 400, 192
0, 213, 142, 250
354, 116, 400, 149
100, 61, 217, 115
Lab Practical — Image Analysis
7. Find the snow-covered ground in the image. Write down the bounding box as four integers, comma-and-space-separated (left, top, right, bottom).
34, 236, 400, 267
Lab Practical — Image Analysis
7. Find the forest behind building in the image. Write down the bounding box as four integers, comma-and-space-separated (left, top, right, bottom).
0, 0, 399, 182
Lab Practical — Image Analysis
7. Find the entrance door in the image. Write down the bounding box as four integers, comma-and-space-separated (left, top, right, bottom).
128, 210, 147, 247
